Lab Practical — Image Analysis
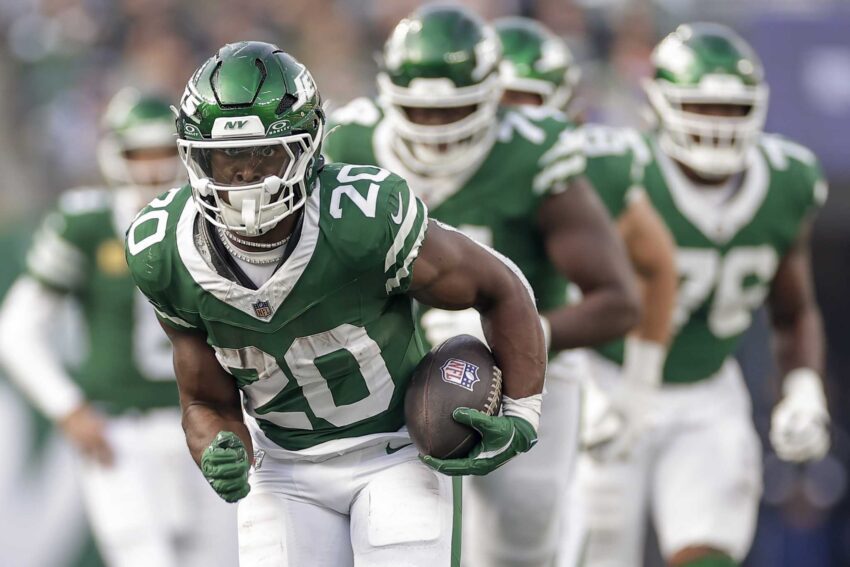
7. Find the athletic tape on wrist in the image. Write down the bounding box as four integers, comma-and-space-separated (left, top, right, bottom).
502, 394, 543, 433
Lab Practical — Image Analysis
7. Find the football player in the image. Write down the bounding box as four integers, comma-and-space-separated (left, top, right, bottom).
323, 6, 641, 567
491, 16, 680, 567
125, 41, 548, 567
566, 24, 831, 567
0, 89, 238, 567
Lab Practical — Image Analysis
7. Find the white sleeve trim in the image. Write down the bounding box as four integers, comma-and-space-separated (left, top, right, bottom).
153, 306, 195, 329
0, 277, 85, 420
384, 183, 420, 272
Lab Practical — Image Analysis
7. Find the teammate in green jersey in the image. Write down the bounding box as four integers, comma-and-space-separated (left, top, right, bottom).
125, 41, 548, 567
323, 6, 641, 567
0, 89, 237, 566
566, 24, 831, 567
468, 17, 680, 567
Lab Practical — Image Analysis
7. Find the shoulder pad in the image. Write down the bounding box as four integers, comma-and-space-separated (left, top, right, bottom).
759, 134, 827, 209
317, 164, 428, 295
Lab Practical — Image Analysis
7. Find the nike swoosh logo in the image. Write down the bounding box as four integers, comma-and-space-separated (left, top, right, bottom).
391, 196, 404, 225
385, 442, 413, 455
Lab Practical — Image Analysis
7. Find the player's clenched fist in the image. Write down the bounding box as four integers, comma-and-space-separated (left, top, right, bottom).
201, 431, 251, 502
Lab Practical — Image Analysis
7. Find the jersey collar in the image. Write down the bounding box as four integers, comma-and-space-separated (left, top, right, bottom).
654, 138, 769, 245
176, 184, 321, 321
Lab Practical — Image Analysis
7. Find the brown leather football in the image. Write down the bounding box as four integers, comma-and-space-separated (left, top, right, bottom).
404, 334, 502, 459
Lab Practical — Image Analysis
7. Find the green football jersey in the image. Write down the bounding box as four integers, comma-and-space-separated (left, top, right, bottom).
323, 99, 585, 313
125, 164, 429, 455
26, 188, 178, 413
596, 133, 827, 383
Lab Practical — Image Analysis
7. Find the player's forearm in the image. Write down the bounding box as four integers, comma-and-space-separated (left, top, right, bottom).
772, 305, 825, 377
632, 263, 676, 345
182, 402, 253, 466
480, 278, 547, 399
544, 287, 640, 350
0, 277, 85, 420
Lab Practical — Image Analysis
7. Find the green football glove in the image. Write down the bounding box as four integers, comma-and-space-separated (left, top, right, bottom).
201, 431, 251, 503
420, 408, 538, 476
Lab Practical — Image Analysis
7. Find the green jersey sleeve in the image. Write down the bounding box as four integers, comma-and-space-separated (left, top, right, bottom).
580, 124, 648, 219
323, 98, 384, 165
125, 186, 200, 330
512, 107, 585, 198
317, 163, 429, 297
26, 188, 113, 292
760, 134, 828, 216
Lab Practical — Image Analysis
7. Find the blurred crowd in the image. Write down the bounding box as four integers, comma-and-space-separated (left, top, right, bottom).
1, 1, 849, 566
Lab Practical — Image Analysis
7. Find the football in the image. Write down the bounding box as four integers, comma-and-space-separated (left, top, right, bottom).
404, 334, 503, 459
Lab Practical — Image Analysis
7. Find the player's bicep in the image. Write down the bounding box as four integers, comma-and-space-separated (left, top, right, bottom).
540, 177, 634, 292
409, 220, 531, 310
158, 320, 242, 419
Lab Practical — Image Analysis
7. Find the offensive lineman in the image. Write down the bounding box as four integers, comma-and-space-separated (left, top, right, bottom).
323, 6, 641, 566
488, 16, 680, 567
571, 24, 831, 567
125, 41, 547, 567
0, 90, 238, 567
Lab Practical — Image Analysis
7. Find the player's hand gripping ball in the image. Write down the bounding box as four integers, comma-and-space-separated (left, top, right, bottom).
404, 334, 502, 460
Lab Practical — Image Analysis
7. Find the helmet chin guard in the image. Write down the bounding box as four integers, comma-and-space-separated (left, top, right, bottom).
179, 126, 320, 236
644, 77, 768, 178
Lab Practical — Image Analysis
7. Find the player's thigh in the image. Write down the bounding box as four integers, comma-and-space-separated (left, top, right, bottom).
238, 487, 353, 567
463, 368, 580, 567
652, 413, 762, 562
75, 419, 175, 567
350, 452, 459, 567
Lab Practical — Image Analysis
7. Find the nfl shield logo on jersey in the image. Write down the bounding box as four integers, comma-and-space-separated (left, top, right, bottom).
252, 300, 273, 319
440, 359, 480, 392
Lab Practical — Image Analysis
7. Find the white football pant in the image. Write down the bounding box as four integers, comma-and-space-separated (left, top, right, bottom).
567, 355, 763, 566
463, 349, 584, 567
238, 441, 460, 567
76, 408, 238, 567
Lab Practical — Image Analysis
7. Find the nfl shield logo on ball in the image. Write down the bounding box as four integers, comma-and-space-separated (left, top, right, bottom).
440, 358, 480, 392
252, 300, 273, 318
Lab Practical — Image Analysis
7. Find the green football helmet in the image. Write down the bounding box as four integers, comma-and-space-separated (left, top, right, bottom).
97, 88, 183, 193
644, 23, 769, 178
176, 41, 324, 236
495, 17, 580, 111
378, 4, 502, 176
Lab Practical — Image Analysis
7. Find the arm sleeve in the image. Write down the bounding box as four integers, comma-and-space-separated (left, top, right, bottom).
0, 277, 85, 420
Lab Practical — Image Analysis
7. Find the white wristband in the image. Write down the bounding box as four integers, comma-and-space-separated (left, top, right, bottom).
502, 394, 543, 434
622, 336, 666, 387
783, 368, 826, 406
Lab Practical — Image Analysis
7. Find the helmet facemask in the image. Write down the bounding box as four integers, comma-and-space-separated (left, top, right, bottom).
644, 74, 768, 179
178, 119, 322, 237
97, 115, 183, 198
378, 72, 502, 177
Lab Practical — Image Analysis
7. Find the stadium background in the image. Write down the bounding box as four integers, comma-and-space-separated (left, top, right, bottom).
0, 0, 848, 565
